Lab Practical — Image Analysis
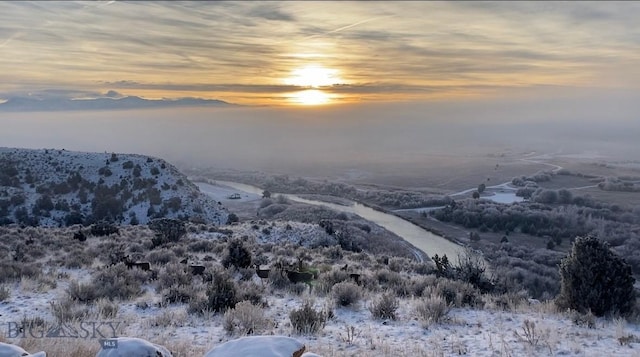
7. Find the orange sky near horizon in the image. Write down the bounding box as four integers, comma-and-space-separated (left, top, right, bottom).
0, 1, 639, 107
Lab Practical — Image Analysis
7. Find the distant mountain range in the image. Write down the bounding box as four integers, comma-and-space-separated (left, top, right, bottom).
0, 96, 234, 112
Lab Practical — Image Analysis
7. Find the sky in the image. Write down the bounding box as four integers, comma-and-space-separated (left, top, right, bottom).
1, 1, 640, 107
1, 1, 640, 178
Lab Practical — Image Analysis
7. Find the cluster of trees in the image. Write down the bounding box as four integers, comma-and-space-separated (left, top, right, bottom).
454, 232, 637, 309
598, 176, 640, 192
511, 170, 554, 186
433, 195, 637, 238
0, 158, 20, 187
529, 188, 574, 204
431, 193, 640, 280
482, 240, 563, 299
431, 200, 596, 239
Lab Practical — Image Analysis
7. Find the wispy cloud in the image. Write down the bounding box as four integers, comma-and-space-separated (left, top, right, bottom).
0, 1, 638, 105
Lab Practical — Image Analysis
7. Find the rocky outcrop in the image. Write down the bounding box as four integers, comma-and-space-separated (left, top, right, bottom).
0, 342, 46, 357
95, 337, 172, 357
203, 336, 309, 357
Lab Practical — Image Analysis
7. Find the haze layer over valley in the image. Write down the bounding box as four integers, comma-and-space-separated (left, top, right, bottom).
1, 88, 638, 189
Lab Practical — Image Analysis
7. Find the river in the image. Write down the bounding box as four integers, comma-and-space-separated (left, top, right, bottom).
197, 180, 467, 264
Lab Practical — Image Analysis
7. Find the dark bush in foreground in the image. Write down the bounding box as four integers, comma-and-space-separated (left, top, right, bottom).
557, 236, 635, 316
205, 270, 238, 313
433, 251, 494, 293
149, 218, 186, 247
222, 239, 252, 269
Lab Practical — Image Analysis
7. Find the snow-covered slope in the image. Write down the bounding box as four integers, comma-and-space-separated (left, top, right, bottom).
0, 147, 227, 226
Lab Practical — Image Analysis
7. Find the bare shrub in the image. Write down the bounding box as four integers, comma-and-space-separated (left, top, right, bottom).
16, 338, 100, 357
237, 281, 267, 307
156, 262, 192, 291
162, 284, 199, 305
388, 257, 410, 272
187, 294, 209, 316
569, 309, 596, 328
0, 284, 9, 301
64, 248, 94, 269
416, 296, 450, 327
90, 263, 144, 300
147, 309, 188, 328
16, 316, 48, 337
289, 301, 326, 335
223, 300, 270, 335
50, 298, 90, 323
338, 324, 361, 346
391, 279, 413, 298
95, 298, 119, 318
238, 267, 255, 281
369, 292, 399, 320
188, 240, 216, 253
413, 262, 435, 275
268, 269, 290, 290
489, 290, 529, 311
66, 281, 97, 303
407, 276, 434, 297
0, 261, 42, 283
434, 278, 483, 308
454, 250, 494, 293
514, 319, 549, 347
332, 281, 362, 307
147, 249, 177, 264
314, 269, 349, 295
375, 269, 404, 292
288, 282, 308, 296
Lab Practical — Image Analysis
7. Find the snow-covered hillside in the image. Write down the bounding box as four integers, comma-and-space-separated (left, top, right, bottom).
0, 147, 228, 226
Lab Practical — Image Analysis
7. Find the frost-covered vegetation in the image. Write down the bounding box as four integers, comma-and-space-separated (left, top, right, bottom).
0, 225, 638, 356
0, 148, 227, 226
430, 196, 640, 276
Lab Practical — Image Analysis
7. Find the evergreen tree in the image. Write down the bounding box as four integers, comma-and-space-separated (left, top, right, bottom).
557, 236, 635, 316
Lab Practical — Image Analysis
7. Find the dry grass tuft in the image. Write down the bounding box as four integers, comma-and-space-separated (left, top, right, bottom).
415, 295, 450, 327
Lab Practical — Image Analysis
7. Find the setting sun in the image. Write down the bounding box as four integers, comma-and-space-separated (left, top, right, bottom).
284, 65, 341, 88
284, 65, 341, 105
289, 89, 331, 105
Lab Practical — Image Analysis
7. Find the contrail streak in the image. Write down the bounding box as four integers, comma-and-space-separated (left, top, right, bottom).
303, 15, 396, 41
0, 33, 22, 49
273, 14, 396, 45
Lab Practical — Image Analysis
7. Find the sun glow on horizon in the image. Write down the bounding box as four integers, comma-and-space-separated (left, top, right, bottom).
284, 64, 342, 105
289, 89, 331, 105
284, 65, 341, 88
